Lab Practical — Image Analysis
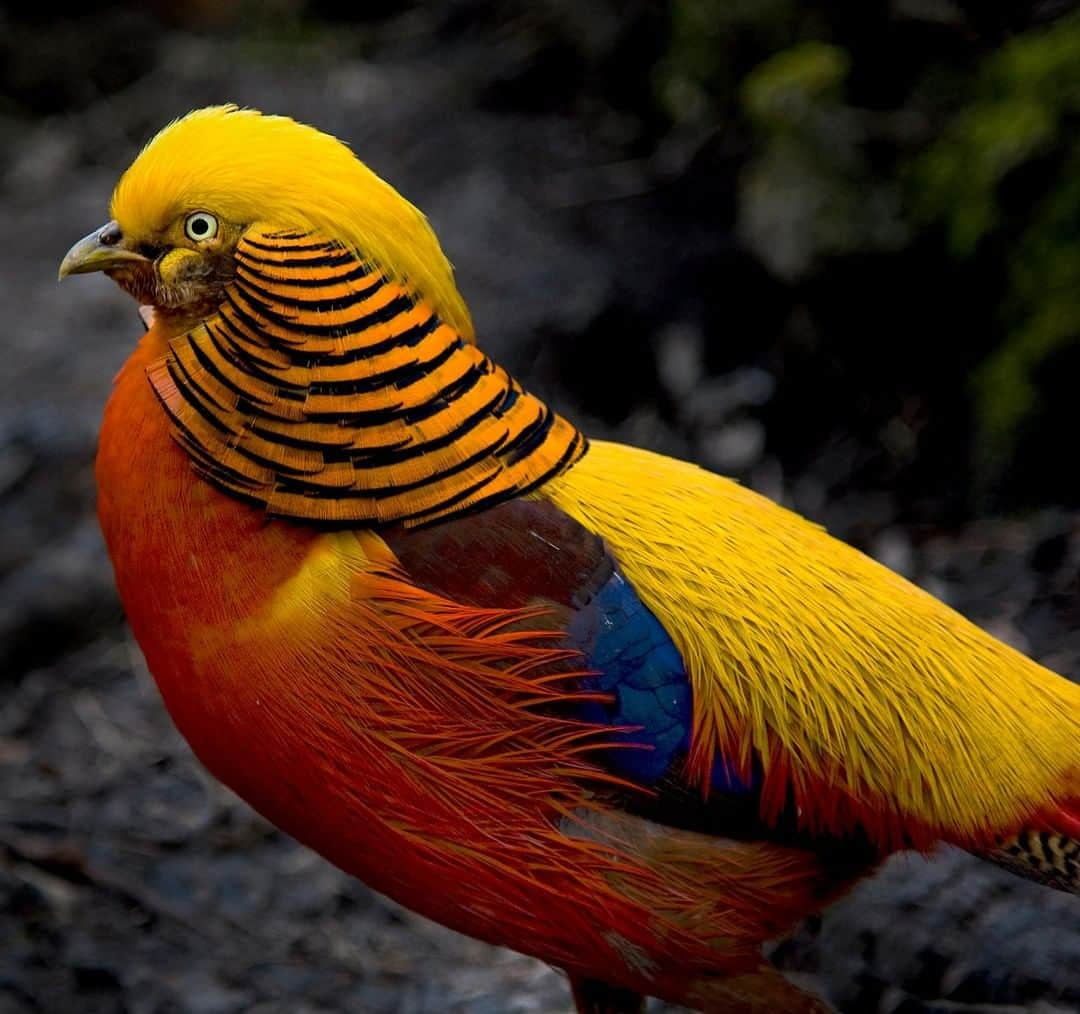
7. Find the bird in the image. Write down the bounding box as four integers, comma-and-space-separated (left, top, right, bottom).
59, 105, 1079, 1014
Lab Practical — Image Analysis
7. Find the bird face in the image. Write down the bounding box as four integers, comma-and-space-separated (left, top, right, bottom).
57, 104, 476, 342
59, 205, 244, 327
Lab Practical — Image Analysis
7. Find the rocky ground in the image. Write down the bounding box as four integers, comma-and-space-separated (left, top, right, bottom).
2, 10, 1078, 1014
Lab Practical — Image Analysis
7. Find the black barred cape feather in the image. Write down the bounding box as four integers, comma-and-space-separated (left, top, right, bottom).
147, 229, 586, 527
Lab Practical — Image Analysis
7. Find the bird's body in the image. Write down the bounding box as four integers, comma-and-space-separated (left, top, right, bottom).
69, 106, 1080, 1013
97, 327, 840, 1013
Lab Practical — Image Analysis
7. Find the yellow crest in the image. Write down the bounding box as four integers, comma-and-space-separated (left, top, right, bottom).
110, 104, 474, 342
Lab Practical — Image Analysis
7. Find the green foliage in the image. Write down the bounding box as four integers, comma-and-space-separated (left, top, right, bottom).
741, 41, 850, 129
653, 2, 1080, 508
911, 14, 1080, 477
989, 14, 1080, 110
656, 0, 796, 123
913, 99, 1055, 256
971, 146, 1080, 473
737, 42, 905, 281
911, 14, 1080, 256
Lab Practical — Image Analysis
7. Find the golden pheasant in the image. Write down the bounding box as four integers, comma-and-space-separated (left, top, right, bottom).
59, 106, 1080, 1014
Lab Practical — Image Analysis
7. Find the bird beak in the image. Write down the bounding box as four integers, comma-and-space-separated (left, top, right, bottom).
58, 221, 151, 280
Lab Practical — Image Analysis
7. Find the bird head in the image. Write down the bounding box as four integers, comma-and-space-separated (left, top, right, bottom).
59, 104, 474, 339
61, 105, 584, 526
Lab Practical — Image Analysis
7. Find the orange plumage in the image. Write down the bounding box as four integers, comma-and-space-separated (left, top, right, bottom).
95, 330, 839, 1012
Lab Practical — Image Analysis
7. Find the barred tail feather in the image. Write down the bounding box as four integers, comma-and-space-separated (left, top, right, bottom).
980, 799, 1080, 894
984, 830, 1080, 893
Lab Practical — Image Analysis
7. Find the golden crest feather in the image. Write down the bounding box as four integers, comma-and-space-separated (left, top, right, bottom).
110, 104, 475, 342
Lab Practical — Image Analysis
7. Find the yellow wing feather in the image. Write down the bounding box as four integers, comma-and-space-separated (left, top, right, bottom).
539, 440, 1080, 844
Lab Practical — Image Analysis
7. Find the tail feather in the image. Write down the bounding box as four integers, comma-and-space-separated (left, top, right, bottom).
981, 801, 1080, 894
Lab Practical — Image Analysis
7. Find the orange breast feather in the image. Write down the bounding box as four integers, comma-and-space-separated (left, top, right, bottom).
95, 327, 846, 1009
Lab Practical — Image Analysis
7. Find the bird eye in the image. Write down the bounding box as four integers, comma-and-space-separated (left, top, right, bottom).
184, 212, 218, 242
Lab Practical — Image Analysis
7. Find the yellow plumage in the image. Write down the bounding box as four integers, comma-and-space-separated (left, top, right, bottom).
540, 441, 1080, 844
110, 104, 474, 341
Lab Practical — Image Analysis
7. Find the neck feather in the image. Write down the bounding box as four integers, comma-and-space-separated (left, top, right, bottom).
147, 228, 585, 527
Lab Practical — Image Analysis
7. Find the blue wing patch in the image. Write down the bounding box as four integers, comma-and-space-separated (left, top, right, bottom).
568, 571, 691, 782
566, 568, 756, 794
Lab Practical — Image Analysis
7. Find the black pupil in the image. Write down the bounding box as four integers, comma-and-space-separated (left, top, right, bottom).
190, 217, 208, 236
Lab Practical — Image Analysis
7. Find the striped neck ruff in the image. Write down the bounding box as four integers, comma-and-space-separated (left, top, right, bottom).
147, 229, 586, 527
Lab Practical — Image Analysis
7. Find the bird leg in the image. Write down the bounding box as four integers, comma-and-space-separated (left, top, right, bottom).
687, 966, 834, 1013
570, 976, 646, 1014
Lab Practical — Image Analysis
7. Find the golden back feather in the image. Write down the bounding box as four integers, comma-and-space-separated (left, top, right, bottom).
110, 104, 474, 342
539, 440, 1080, 845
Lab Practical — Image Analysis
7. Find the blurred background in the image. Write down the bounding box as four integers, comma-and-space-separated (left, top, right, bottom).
2, 1, 1080, 1011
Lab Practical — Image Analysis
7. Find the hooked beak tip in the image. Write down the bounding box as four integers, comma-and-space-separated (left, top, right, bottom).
59, 221, 148, 281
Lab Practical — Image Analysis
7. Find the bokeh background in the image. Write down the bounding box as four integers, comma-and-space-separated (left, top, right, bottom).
3, 2, 1080, 1012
